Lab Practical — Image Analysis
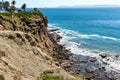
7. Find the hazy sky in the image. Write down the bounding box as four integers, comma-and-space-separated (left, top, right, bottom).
5, 0, 120, 8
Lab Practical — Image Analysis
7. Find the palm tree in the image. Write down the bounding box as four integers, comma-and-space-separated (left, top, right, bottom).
21, 3, 26, 11
3, 1, 10, 11
11, 0, 16, 6
0, 1, 2, 11
10, 6, 16, 11
2, 0, 4, 4
11, 0, 16, 11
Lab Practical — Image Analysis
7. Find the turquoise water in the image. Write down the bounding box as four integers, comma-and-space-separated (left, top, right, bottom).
38, 8, 120, 55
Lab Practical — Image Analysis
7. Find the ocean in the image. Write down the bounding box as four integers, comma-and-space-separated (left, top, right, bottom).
29, 8, 120, 70
40, 8, 120, 54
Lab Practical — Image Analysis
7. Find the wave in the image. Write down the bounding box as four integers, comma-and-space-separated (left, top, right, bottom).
48, 23, 120, 71
48, 24, 120, 42
77, 34, 120, 41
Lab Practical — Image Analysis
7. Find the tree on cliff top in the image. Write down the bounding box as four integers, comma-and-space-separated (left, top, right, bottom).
11, 0, 16, 6
0, 1, 2, 10
21, 3, 26, 11
10, 0, 16, 11
3, 1, 10, 11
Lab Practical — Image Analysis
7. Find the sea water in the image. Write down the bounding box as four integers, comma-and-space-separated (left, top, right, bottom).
40, 8, 120, 54
29, 8, 120, 70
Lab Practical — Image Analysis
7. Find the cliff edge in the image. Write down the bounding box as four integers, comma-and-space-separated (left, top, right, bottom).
0, 12, 74, 80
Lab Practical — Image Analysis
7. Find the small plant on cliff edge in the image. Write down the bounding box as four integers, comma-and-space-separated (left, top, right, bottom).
72, 77, 83, 80
37, 70, 63, 80
0, 75, 5, 80
33, 8, 39, 12
36, 74, 63, 80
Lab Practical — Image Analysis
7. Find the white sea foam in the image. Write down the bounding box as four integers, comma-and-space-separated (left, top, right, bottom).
48, 24, 120, 41
77, 34, 120, 41
48, 23, 120, 71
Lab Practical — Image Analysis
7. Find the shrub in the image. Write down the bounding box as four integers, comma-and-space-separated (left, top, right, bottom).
0, 75, 5, 80
37, 75, 63, 80
73, 77, 83, 80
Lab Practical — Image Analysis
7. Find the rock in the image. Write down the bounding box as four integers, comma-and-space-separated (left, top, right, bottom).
0, 25, 4, 30
25, 34, 32, 42
8, 34, 16, 39
85, 68, 94, 73
50, 32, 62, 42
0, 50, 5, 58
30, 41, 37, 46
99, 54, 107, 58
80, 60, 87, 63
89, 57, 97, 62
49, 29, 59, 32
115, 55, 119, 58
14, 38, 23, 45
33, 49, 40, 55
16, 33, 22, 38
102, 67, 106, 70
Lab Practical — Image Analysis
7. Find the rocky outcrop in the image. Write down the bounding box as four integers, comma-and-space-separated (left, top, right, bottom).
0, 14, 74, 80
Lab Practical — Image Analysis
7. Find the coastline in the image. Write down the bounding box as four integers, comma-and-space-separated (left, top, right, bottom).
0, 12, 75, 80
49, 26, 120, 80
0, 10, 120, 80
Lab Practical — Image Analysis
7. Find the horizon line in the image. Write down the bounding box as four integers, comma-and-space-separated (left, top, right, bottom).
16, 5, 120, 8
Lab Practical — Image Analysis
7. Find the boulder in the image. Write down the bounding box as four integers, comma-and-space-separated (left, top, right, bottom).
89, 57, 97, 62
99, 54, 107, 58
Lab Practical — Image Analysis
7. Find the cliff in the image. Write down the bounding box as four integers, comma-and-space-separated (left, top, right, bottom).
0, 12, 74, 80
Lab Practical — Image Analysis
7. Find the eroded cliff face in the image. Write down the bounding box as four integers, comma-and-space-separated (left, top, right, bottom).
0, 15, 56, 55
0, 14, 73, 80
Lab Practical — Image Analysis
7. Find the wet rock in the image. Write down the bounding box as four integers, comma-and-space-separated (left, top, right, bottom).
115, 55, 119, 58
101, 67, 106, 70
50, 32, 62, 42
89, 57, 97, 62
80, 60, 88, 63
85, 68, 94, 73
49, 29, 59, 32
99, 54, 107, 58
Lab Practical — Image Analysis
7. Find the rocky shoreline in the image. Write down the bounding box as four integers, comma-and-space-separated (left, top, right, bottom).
49, 29, 120, 80
0, 12, 120, 80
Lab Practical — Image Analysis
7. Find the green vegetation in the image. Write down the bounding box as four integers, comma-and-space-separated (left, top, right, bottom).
36, 70, 63, 80
0, 0, 43, 20
0, 0, 26, 12
72, 77, 83, 80
0, 11, 43, 22
0, 75, 4, 80
3, 1, 10, 11
36, 75, 84, 80
21, 3, 26, 11
0, 1, 2, 10
37, 75, 63, 80
11, 0, 16, 6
